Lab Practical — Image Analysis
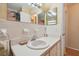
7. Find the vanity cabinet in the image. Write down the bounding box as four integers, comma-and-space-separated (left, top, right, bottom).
11, 37, 62, 56
42, 40, 61, 56
41, 50, 50, 56
56, 40, 61, 56
50, 44, 57, 56
49, 40, 61, 56
45, 53, 50, 56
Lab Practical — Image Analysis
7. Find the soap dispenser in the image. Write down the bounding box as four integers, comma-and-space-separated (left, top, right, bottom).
44, 27, 48, 37
22, 29, 30, 42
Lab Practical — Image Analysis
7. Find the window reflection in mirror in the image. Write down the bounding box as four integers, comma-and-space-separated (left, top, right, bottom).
7, 3, 21, 22
38, 7, 57, 25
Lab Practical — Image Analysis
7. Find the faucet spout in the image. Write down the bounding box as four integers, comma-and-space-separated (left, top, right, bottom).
31, 35, 37, 41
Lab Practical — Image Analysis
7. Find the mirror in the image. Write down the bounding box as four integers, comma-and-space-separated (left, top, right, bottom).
7, 3, 57, 25
38, 7, 57, 25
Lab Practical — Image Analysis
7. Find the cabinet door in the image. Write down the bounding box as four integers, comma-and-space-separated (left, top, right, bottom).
56, 41, 61, 56
50, 44, 57, 56
41, 50, 50, 56
50, 41, 61, 56
45, 53, 50, 56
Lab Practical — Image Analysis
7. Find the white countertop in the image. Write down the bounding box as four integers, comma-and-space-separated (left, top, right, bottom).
11, 36, 60, 56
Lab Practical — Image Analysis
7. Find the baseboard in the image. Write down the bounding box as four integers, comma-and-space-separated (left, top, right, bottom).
67, 47, 79, 51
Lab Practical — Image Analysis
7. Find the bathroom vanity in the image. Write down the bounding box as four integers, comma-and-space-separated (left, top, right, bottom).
0, 3, 64, 56
11, 36, 62, 56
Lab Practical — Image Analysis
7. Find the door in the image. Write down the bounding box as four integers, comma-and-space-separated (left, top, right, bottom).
0, 3, 7, 20
67, 4, 79, 49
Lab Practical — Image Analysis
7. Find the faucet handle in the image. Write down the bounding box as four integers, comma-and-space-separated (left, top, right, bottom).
44, 33, 48, 37
31, 34, 37, 41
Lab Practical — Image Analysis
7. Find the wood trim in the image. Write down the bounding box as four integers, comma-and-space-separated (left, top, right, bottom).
67, 47, 79, 51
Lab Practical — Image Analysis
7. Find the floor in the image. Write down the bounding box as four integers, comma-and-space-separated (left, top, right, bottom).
65, 48, 79, 56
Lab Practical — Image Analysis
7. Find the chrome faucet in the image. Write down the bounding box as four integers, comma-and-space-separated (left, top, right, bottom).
31, 34, 37, 41
31, 29, 38, 41
44, 26, 48, 37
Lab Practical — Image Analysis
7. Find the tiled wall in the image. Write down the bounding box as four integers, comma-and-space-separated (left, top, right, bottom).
0, 21, 45, 45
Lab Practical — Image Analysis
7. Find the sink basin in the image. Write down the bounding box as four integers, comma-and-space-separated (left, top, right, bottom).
27, 39, 49, 50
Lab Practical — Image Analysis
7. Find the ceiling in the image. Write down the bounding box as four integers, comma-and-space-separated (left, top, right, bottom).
7, 3, 30, 11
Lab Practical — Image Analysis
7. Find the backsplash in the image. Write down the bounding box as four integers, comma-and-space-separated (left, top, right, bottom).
0, 21, 45, 40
